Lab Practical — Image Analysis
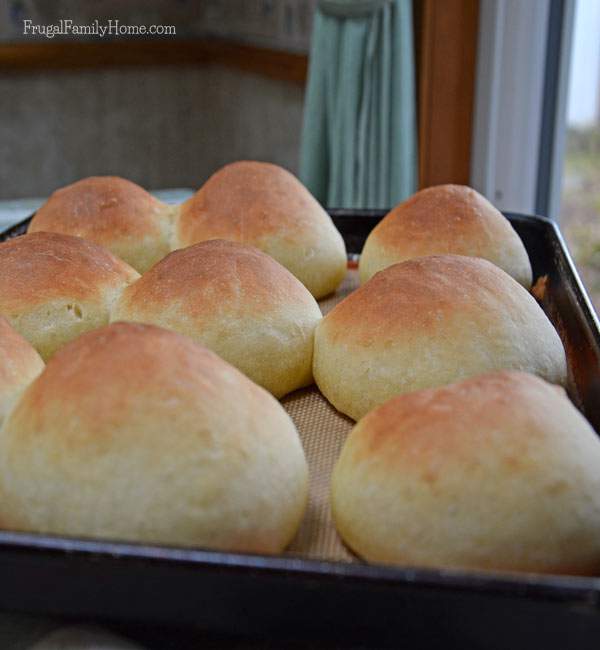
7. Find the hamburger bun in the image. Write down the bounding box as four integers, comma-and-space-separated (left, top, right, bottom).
359, 185, 532, 288
111, 239, 322, 398
29, 176, 174, 273
0, 322, 308, 553
0, 232, 139, 360
175, 161, 347, 298
314, 255, 566, 420
332, 371, 600, 575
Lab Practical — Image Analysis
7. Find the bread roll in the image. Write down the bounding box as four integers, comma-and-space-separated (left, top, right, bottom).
29, 176, 174, 273
111, 239, 322, 398
0, 317, 44, 427
175, 161, 347, 298
359, 185, 532, 288
314, 255, 566, 420
0, 322, 308, 553
332, 371, 600, 575
0, 232, 139, 360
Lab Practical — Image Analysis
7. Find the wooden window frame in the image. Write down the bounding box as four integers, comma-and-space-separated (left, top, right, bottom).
415, 0, 480, 188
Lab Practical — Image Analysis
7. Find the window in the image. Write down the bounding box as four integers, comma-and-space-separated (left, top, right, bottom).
559, 0, 600, 312
470, 0, 600, 313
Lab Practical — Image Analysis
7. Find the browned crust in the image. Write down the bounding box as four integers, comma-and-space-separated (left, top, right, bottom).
29, 176, 168, 241
352, 371, 570, 466
360, 184, 532, 288
177, 161, 327, 246
0, 232, 139, 312
22, 322, 251, 422
369, 184, 518, 254
324, 255, 534, 344
333, 370, 600, 574
118, 239, 316, 315
1, 321, 308, 553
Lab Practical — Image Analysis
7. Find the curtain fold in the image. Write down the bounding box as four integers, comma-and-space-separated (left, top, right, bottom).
300, 0, 417, 209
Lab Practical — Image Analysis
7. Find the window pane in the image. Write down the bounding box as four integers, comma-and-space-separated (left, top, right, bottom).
560, 0, 600, 313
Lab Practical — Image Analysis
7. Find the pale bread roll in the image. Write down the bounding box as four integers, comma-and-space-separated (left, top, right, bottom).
175, 161, 347, 298
0, 317, 44, 427
0, 232, 139, 360
359, 185, 532, 288
314, 255, 566, 421
29, 176, 174, 273
332, 371, 600, 575
0, 322, 308, 553
111, 239, 322, 398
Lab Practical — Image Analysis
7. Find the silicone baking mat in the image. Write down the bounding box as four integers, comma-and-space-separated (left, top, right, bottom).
284, 268, 358, 562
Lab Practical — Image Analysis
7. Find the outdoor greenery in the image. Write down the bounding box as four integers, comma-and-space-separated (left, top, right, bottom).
561, 125, 600, 313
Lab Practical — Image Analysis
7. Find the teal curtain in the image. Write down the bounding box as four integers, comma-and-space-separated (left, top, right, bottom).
299, 0, 417, 209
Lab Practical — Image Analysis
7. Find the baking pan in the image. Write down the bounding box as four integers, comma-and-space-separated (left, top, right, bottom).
1, 210, 600, 649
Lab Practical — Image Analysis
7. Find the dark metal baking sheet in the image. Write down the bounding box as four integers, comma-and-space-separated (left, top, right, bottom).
1, 210, 600, 649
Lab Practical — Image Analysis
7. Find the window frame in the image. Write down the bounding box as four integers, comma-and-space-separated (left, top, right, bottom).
470, 0, 575, 219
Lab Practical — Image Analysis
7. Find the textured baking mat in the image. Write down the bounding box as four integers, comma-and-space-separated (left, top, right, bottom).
283, 268, 358, 562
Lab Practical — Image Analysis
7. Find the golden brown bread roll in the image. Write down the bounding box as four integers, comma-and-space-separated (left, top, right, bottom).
0, 232, 139, 360
111, 239, 322, 398
28, 176, 174, 273
0, 317, 44, 427
332, 371, 600, 575
174, 161, 347, 298
359, 185, 532, 288
314, 255, 566, 420
0, 322, 308, 553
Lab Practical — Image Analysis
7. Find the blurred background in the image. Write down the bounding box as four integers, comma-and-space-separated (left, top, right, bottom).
0, 0, 599, 307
